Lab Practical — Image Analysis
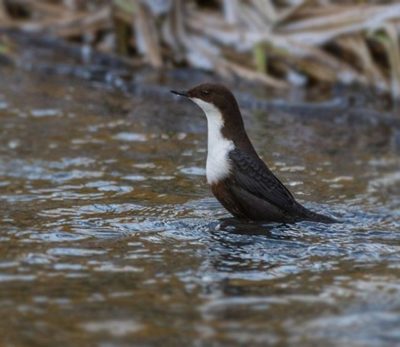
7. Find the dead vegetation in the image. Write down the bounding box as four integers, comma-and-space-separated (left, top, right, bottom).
0, 0, 400, 99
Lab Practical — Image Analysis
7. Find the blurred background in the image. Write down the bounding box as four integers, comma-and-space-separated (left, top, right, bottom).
1, 0, 400, 100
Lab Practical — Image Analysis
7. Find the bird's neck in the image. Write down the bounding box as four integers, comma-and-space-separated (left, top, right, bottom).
203, 104, 258, 183
190, 97, 258, 183
203, 106, 234, 184
203, 102, 257, 154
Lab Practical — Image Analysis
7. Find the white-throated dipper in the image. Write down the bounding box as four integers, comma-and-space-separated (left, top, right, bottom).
171, 83, 336, 224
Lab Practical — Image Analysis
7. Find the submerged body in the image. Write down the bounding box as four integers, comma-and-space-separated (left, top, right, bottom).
171, 84, 335, 224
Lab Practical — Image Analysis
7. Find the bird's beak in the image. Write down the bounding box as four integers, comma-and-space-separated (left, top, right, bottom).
171, 90, 189, 97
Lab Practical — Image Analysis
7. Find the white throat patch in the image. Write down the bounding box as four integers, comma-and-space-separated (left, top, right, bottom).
190, 98, 234, 184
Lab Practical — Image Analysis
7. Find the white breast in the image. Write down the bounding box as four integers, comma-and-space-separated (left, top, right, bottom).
190, 98, 234, 184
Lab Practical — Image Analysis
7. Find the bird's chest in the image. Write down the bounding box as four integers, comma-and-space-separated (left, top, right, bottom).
206, 134, 234, 184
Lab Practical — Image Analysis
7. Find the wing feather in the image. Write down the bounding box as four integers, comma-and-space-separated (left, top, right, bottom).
228, 148, 298, 211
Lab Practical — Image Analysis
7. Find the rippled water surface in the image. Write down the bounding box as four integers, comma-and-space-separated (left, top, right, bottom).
1, 65, 400, 347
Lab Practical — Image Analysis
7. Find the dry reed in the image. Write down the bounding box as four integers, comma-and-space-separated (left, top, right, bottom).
1, 0, 399, 100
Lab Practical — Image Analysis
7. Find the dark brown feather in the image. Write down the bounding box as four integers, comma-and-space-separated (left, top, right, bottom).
181, 83, 336, 223
210, 148, 336, 223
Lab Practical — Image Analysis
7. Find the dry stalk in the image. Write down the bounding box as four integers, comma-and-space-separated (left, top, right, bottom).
133, 1, 162, 68
0, 0, 399, 99
0, 0, 9, 22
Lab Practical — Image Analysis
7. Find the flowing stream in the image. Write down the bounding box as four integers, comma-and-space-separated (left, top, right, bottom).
0, 61, 399, 346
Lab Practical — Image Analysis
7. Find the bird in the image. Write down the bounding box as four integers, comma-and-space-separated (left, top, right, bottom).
171, 83, 336, 224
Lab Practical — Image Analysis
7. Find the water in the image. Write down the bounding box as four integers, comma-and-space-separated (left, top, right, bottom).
0, 65, 399, 347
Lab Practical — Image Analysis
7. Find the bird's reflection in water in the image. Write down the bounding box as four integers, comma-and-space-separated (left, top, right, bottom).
215, 217, 294, 240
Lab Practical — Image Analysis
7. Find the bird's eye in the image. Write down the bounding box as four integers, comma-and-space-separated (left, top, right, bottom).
201, 90, 210, 96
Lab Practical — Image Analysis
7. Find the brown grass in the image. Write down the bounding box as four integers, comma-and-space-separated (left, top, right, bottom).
1, 0, 400, 99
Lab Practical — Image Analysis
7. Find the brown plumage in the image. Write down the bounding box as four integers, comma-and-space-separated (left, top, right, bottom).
171, 83, 336, 224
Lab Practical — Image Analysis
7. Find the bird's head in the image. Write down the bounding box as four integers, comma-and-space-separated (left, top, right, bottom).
171, 83, 242, 128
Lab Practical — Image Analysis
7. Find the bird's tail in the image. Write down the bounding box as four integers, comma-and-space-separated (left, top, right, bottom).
298, 205, 338, 224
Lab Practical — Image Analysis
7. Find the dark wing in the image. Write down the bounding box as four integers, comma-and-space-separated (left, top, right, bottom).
228, 148, 298, 212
